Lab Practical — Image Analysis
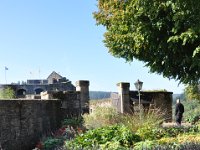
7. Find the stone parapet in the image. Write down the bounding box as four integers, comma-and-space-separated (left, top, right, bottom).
0, 100, 61, 150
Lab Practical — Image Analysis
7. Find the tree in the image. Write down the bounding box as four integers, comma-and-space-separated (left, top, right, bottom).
0, 87, 16, 99
184, 84, 200, 101
94, 0, 200, 84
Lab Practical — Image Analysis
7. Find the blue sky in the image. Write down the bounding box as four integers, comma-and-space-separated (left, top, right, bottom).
0, 0, 184, 94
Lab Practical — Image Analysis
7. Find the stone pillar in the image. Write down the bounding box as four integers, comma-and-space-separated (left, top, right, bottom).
117, 82, 130, 113
76, 80, 89, 114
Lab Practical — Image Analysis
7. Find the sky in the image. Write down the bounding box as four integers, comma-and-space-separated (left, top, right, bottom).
0, 0, 185, 94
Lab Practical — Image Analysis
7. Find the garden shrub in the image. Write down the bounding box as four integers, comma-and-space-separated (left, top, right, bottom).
64, 124, 141, 149
157, 137, 177, 145
83, 106, 164, 132
136, 125, 199, 142
122, 109, 164, 133
83, 106, 121, 129
136, 126, 165, 141
99, 141, 131, 150
177, 134, 200, 144
132, 135, 200, 150
134, 140, 157, 150
185, 111, 200, 124
161, 125, 199, 137
35, 126, 79, 150
177, 100, 200, 124
42, 138, 63, 150
35, 103, 200, 150
62, 117, 83, 128
155, 134, 200, 150
196, 121, 200, 131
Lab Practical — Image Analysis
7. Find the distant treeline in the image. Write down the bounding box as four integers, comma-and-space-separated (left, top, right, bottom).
89, 91, 112, 100
89, 91, 184, 102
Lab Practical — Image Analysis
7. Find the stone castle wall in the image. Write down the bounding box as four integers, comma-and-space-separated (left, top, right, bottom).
0, 80, 90, 150
5, 82, 75, 96
0, 100, 62, 150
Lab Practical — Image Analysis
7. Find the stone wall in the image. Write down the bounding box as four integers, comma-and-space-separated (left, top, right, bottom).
0, 80, 90, 150
111, 92, 121, 111
129, 91, 173, 122
0, 100, 62, 150
111, 82, 173, 122
52, 91, 82, 118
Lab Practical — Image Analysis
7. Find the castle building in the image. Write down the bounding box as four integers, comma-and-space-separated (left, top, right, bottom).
0, 71, 75, 98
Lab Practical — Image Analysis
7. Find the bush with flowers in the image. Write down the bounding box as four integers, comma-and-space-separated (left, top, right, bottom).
34, 118, 85, 150
34, 105, 200, 150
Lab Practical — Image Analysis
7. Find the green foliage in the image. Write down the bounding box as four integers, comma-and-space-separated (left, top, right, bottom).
136, 125, 199, 142
156, 134, 200, 149
94, 0, 200, 84
180, 100, 200, 123
35, 102, 200, 149
136, 126, 163, 141
134, 133, 200, 149
83, 106, 121, 129
62, 118, 83, 128
43, 138, 63, 150
121, 109, 164, 132
134, 140, 157, 150
65, 125, 141, 149
185, 112, 200, 124
64, 124, 200, 150
184, 84, 200, 101
35, 107, 200, 149
84, 106, 164, 132
35, 126, 80, 150
161, 126, 199, 137
0, 87, 15, 99
196, 122, 200, 132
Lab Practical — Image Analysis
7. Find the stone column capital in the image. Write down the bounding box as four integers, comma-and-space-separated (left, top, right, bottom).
117, 82, 130, 89
76, 80, 89, 87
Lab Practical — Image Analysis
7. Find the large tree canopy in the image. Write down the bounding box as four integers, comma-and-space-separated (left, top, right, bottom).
184, 84, 200, 101
94, 0, 200, 84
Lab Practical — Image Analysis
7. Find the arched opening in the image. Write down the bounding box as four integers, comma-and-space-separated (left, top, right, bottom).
35, 88, 44, 94
17, 89, 26, 96
52, 78, 58, 84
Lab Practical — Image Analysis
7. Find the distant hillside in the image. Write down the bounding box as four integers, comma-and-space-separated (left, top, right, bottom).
90, 91, 185, 102
89, 91, 112, 100
173, 93, 185, 103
